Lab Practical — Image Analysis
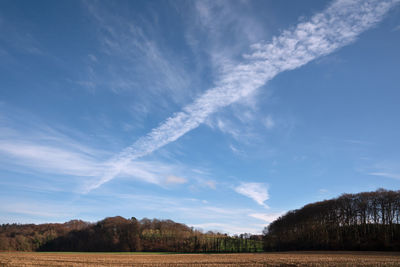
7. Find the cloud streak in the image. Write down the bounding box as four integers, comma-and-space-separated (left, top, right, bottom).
89, 0, 399, 191
235, 183, 270, 208
0, 118, 193, 192
83, 0, 192, 105
249, 212, 284, 223
369, 172, 400, 180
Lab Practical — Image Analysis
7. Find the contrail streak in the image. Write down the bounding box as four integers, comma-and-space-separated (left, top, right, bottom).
86, 0, 399, 192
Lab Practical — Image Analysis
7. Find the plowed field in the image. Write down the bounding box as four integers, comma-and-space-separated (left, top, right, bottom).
0, 251, 399, 267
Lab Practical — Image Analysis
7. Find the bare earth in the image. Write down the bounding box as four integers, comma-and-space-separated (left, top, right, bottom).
0, 251, 399, 267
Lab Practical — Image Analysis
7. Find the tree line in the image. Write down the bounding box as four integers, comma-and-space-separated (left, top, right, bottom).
263, 189, 400, 251
0, 216, 263, 252
2, 188, 399, 252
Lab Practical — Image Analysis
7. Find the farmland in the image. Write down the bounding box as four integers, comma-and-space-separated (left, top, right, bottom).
0, 252, 399, 267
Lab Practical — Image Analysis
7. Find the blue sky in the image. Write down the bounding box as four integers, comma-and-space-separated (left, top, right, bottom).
0, 0, 400, 234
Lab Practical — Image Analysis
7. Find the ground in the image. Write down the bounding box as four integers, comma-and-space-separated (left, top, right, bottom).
1, 251, 400, 267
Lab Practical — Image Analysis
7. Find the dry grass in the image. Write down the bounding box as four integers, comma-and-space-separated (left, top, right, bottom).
0, 251, 399, 267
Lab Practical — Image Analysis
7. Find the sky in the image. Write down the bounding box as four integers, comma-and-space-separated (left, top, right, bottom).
0, 0, 400, 234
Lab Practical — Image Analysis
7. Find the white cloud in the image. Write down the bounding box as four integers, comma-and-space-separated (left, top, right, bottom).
88, 54, 97, 62
0, 202, 75, 219
0, 141, 104, 177
191, 222, 262, 235
249, 212, 284, 223
206, 114, 259, 145
235, 182, 269, 208
165, 175, 187, 185
229, 144, 239, 153
203, 207, 235, 215
0, 116, 109, 180
229, 144, 244, 156
83, 0, 399, 191
216, 119, 240, 139
264, 115, 275, 129
0, 119, 194, 193
0, 16, 44, 56
192, 0, 267, 71
205, 180, 216, 189
83, 1, 192, 104
365, 160, 400, 181
319, 188, 329, 194
369, 172, 400, 180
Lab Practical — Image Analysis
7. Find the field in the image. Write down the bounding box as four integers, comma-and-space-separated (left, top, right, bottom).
0, 252, 400, 267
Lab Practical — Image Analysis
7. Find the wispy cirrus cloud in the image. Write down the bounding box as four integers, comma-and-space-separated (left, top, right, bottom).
191, 0, 266, 69
0, 202, 76, 220
362, 159, 400, 181
207, 118, 242, 140
264, 115, 275, 130
0, 17, 43, 57
0, 111, 108, 180
0, 112, 194, 193
204, 113, 261, 147
0, 141, 104, 178
81, 0, 193, 106
393, 24, 400, 31
369, 172, 400, 179
235, 183, 270, 208
87, 0, 399, 191
165, 175, 187, 185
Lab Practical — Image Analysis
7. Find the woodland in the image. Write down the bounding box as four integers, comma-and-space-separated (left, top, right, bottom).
263, 189, 400, 251
0, 216, 262, 252
1, 189, 399, 252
